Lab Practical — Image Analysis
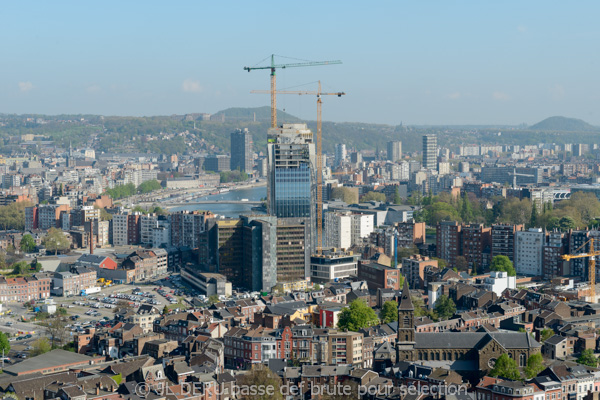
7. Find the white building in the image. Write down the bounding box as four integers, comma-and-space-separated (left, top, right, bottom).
310, 251, 358, 283
483, 271, 516, 296
325, 212, 352, 249
334, 144, 347, 167
351, 213, 374, 243
325, 212, 374, 250
140, 214, 158, 245
515, 228, 544, 276
437, 162, 450, 176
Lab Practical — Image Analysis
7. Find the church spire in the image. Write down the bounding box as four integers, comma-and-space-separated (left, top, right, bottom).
398, 278, 413, 311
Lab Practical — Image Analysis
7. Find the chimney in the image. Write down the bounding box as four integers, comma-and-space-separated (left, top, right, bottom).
96, 382, 100, 395
90, 219, 94, 255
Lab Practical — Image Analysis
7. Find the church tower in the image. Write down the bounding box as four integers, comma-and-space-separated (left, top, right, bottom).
396, 279, 416, 361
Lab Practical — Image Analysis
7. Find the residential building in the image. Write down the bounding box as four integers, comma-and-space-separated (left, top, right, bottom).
0, 273, 52, 302
422, 134, 437, 171
386, 141, 402, 162
436, 221, 462, 266
515, 228, 545, 276
483, 271, 516, 296
327, 330, 363, 366
462, 223, 491, 271
230, 128, 253, 173
402, 255, 438, 290
334, 143, 347, 167
492, 224, 523, 262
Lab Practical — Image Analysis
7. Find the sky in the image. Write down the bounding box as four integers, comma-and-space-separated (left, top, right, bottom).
2, 1, 600, 126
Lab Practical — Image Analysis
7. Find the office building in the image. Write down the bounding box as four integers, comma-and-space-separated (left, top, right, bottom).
387, 141, 402, 162
230, 128, 253, 173
267, 123, 316, 221
422, 135, 437, 171
276, 218, 311, 283
204, 155, 231, 172
310, 250, 358, 283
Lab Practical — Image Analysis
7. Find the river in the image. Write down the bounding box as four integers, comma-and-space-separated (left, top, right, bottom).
169, 186, 267, 218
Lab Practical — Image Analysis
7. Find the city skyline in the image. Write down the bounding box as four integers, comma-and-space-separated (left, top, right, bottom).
1, 1, 600, 126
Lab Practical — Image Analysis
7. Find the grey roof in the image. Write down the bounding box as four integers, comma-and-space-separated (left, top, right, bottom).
544, 335, 566, 345
3, 349, 96, 375
414, 332, 541, 350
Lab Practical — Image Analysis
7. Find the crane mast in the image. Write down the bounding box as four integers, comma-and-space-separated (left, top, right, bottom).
244, 55, 341, 128
562, 237, 598, 299
251, 82, 345, 251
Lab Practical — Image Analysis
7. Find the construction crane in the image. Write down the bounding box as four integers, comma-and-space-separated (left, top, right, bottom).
244, 55, 342, 128
508, 167, 534, 189
562, 238, 599, 299
251, 82, 345, 251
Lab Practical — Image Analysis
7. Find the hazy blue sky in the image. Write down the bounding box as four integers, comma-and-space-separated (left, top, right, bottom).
2, 1, 600, 125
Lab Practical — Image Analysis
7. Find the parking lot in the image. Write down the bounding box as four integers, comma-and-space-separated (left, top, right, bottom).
0, 273, 198, 365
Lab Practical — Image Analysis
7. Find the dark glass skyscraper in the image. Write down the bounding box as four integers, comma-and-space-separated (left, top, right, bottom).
267, 124, 316, 220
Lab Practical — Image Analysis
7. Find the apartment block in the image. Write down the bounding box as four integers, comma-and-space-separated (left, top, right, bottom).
491, 224, 524, 262
436, 221, 462, 266
515, 228, 545, 276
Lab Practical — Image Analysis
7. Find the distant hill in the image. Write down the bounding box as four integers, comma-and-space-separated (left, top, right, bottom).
212, 106, 301, 123
529, 116, 598, 132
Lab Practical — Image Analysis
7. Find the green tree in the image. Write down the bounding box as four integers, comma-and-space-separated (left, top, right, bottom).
529, 201, 538, 228
331, 187, 359, 204
490, 353, 521, 380
499, 198, 532, 226
20, 234, 36, 252
99, 207, 113, 221
31, 337, 52, 356
540, 328, 555, 342
360, 191, 386, 203
0, 201, 33, 230
380, 300, 398, 324
577, 349, 599, 367
0, 332, 10, 354
559, 216, 577, 231
393, 187, 402, 205
11, 261, 30, 275
490, 255, 516, 276
460, 193, 474, 222
137, 180, 162, 194
42, 228, 70, 255
454, 256, 468, 272
313, 284, 322, 291
412, 295, 438, 321
238, 365, 284, 400
338, 299, 379, 331
434, 295, 456, 320
524, 353, 545, 379
162, 305, 169, 315
208, 294, 220, 305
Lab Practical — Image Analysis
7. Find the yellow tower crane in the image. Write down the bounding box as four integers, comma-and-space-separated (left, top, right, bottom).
244, 55, 341, 128
562, 238, 599, 299
251, 82, 345, 251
